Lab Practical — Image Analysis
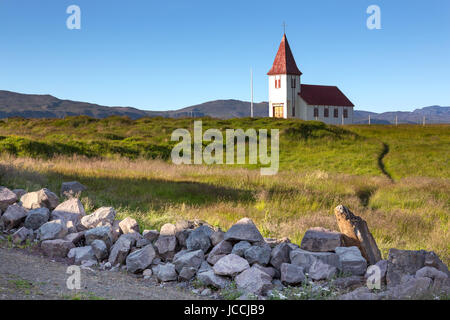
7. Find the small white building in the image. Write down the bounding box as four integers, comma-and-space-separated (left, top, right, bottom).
268, 34, 354, 124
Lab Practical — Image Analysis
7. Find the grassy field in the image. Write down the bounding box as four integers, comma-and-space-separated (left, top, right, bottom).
0, 116, 448, 264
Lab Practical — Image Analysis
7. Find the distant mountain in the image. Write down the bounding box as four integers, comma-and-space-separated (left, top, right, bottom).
353, 106, 450, 124
0, 90, 449, 123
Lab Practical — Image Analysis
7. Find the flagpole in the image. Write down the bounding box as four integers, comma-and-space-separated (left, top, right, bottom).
250, 68, 254, 118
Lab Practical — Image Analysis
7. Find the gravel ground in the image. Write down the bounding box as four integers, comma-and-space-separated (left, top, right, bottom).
0, 245, 201, 300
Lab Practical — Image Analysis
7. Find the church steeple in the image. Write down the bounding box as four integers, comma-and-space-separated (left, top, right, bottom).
267, 34, 302, 76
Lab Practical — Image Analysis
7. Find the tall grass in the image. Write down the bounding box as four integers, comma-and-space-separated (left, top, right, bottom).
0, 155, 447, 265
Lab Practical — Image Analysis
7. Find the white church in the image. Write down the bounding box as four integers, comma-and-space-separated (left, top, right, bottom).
268, 34, 354, 124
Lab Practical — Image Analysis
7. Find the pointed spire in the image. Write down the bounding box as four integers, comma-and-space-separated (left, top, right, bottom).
267, 34, 302, 76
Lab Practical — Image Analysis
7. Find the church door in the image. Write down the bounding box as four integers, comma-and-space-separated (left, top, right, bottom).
273, 104, 284, 118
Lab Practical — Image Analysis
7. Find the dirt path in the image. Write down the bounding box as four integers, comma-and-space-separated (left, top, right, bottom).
0, 246, 201, 300
377, 142, 393, 181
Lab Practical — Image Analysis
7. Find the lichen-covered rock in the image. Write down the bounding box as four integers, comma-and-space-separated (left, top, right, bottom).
1, 204, 28, 230
20, 188, 59, 210
41, 239, 75, 258
0, 187, 18, 211
80, 207, 116, 230
334, 205, 381, 265
224, 218, 264, 243
24, 207, 50, 230
213, 254, 250, 276
300, 227, 342, 252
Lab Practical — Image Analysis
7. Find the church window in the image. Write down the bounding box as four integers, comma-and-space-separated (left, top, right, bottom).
343, 109, 348, 118
324, 108, 329, 118
334, 108, 339, 118
314, 108, 319, 118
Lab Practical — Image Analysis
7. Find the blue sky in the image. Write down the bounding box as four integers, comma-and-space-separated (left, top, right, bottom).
0, 0, 449, 112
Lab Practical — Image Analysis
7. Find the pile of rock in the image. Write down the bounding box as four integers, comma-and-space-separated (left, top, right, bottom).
0, 184, 449, 300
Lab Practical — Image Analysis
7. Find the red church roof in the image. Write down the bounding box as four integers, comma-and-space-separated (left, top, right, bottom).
299, 84, 354, 107
267, 34, 302, 76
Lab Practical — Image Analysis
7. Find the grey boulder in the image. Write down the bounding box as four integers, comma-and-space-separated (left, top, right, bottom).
186, 225, 213, 253
50, 198, 85, 232
126, 244, 156, 274
1, 204, 28, 230
68, 246, 96, 264
280, 263, 306, 285
235, 266, 273, 295
91, 239, 109, 261
300, 227, 342, 252
335, 246, 367, 276
173, 249, 205, 273
213, 254, 250, 276
231, 241, 252, 257
224, 218, 264, 243
290, 248, 341, 272
38, 219, 68, 241
207, 240, 233, 265
0, 187, 18, 211
85, 226, 113, 248
80, 207, 116, 230
24, 207, 50, 230
20, 188, 59, 210
244, 244, 272, 266
41, 239, 75, 258
197, 270, 231, 289
60, 181, 87, 197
